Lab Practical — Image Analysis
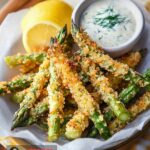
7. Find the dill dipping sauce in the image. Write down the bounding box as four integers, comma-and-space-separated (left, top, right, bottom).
80, 0, 136, 48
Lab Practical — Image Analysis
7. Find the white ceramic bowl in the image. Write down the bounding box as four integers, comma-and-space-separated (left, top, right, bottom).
72, 0, 145, 57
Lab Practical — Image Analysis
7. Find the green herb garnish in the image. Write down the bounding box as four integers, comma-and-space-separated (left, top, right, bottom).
93, 8, 127, 29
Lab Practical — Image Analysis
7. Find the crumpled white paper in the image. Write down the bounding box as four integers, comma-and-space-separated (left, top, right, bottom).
0, 1, 150, 150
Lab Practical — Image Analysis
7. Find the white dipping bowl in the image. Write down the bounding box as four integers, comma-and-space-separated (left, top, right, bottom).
72, 0, 144, 57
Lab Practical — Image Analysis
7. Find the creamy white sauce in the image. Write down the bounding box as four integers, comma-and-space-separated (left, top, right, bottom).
80, 0, 136, 48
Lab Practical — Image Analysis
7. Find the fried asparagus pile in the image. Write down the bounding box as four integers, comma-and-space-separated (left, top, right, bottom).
1, 25, 150, 141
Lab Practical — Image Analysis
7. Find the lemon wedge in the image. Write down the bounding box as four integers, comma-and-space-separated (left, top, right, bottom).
21, 0, 73, 53
22, 22, 60, 52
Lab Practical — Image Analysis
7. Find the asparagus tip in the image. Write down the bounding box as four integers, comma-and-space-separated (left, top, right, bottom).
4, 57, 14, 67
119, 112, 131, 123
71, 21, 79, 35
11, 107, 30, 130
57, 25, 67, 44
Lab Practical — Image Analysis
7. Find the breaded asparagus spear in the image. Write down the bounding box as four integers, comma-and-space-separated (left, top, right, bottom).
5, 35, 73, 73
5, 50, 141, 93
37, 108, 76, 132
119, 83, 140, 104
16, 97, 49, 127
103, 69, 150, 123
65, 111, 89, 139
88, 83, 140, 137
12, 94, 76, 128
20, 64, 39, 74
0, 74, 34, 95
12, 87, 48, 104
5, 53, 46, 68
11, 58, 50, 130
119, 68, 150, 104
12, 89, 28, 103
108, 51, 142, 90
72, 25, 149, 123
49, 34, 111, 139
46, 26, 72, 141
71, 24, 149, 87
47, 59, 65, 141
78, 44, 141, 138
12, 87, 75, 106
21, 103, 75, 131
5, 53, 47, 74
80, 57, 130, 123
118, 51, 142, 68
103, 68, 150, 123
37, 116, 48, 131
89, 91, 150, 137
109, 91, 150, 134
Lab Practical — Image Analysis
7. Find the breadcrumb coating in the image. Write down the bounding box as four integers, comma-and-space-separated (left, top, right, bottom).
80, 57, 130, 122
109, 92, 150, 134
107, 51, 142, 90
49, 44, 111, 139
47, 60, 65, 141
74, 30, 129, 78
50, 46, 99, 116
65, 111, 89, 139
118, 51, 142, 69
20, 59, 50, 108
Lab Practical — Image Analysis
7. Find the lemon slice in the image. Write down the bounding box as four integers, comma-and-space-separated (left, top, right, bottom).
23, 22, 61, 52
21, 0, 72, 53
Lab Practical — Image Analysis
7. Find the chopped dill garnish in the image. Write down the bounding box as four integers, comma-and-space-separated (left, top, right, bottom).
99, 36, 103, 40
93, 7, 128, 29
98, 30, 101, 33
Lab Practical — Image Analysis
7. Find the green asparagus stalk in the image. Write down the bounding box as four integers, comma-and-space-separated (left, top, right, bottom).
5, 34, 73, 69
104, 109, 115, 122
108, 51, 142, 90
37, 116, 48, 132
11, 58, 50, 130
37, 117, 48, 131
101, 84, 140, 124
88, 127, 98, 138
144, 68, 150, 80
51, 27, 111, 139
89, 89, 150, 136
80, 57, 130, 123
75, 51, 142, 126
5, 50, 141, 92
5, 53, 46, 68
37, 108, 75, 132
12, 88, 75, 127
49, 27, 111, 139
0, 74, 34, 95
73, 32, 144, 136
72, 52, 141, 137
88, 90, 150, 137
17, 97, 49, 127
102, 84, 140, 123
46, 25, 70, 141
143, 68, 150, 90
71, 24, 149, 88
12, 89, 28, 103
47, 59, 65, 141
65, 111, 89, 139
12, 94, 76, 128
104, 68, 150, 123
119, 83, 140, 104
109, 91, 150, 134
